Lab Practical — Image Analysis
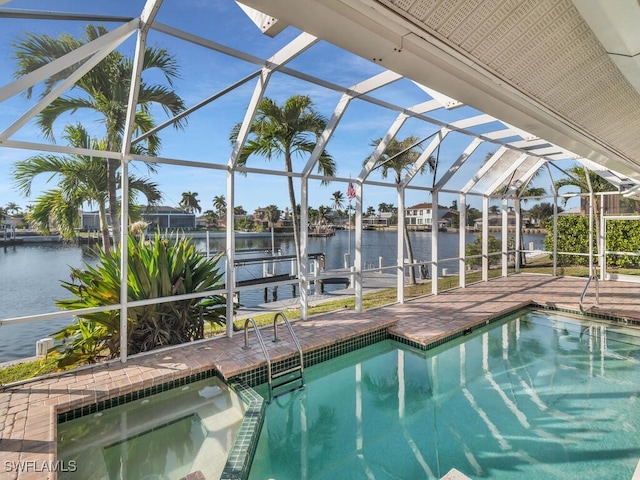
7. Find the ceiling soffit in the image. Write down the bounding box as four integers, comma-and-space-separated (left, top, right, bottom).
239, 0, 640, 181
375, 0, 640, 173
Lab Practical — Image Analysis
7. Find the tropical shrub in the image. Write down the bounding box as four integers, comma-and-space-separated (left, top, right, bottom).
543, 216, 640, 268
604, 219, 640, 268
234, 217, 254, 231
543, 216, 592, 266
52, 233, 229, 368
465, 234, 510, 268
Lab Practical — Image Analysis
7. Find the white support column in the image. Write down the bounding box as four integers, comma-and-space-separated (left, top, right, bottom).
355, 183, 363, 312
397, 186, 406, 304
514, 197, 522, 273
585, 168, 594, 273
119, 157, 130, 362
300, 72, 401, 313
553, 194, 558, 276
588, 192, 594, 273
546, 164, 558, 276
599, 196, 605, 280
501, 197, 508, 277
432, 190, 439, 295
117, 3, 161, 363
223, 69, 271, 335
482, 196, 489, 282
225, 169, 236, 336
459, 193, 467, 288
300, 178, 310, 319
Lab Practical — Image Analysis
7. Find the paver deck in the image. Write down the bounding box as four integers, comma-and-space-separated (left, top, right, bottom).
1, 274, 639, 479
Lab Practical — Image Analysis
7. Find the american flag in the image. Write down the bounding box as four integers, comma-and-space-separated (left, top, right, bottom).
347, 182, 356, 201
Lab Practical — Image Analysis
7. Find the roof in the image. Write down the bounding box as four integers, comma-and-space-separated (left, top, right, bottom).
241, 0, 640, 191
406, 203, 448, 210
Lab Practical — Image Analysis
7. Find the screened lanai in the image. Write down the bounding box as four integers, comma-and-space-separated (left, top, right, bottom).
2, 0, 640, 364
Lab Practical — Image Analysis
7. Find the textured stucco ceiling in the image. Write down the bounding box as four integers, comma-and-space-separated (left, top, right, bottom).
240, 0, 640, 180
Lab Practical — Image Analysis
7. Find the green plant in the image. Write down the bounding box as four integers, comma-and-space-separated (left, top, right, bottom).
543, 216, 592, 266
52, 233, 229, 368
234, 217, 254, 231
465, 234, 509, 268
605, 219, 640, 268
0, 356, 58, 385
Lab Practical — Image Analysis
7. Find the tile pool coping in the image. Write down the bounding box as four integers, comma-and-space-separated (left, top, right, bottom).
53, 327, 393, 480
4, 274, 640, 480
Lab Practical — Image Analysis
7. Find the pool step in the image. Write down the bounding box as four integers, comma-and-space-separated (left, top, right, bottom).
272, 365, 303, 379
242, 311, 305, 403
271, 367, 305, 399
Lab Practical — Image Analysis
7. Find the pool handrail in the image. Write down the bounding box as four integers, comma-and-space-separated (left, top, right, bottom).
242, 317, 273, 394
273, 311, 305, 377
579, 267, 600, 312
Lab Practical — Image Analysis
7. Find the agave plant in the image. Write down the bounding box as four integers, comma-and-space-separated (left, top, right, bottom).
52, 233, 229, 368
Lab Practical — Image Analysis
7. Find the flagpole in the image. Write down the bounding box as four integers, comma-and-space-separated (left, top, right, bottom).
347, 180, 356, 267
348, 199, 351, 258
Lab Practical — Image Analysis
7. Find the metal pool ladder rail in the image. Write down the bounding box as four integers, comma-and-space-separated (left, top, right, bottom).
579, 267, 600, 312
242, 312, 305, 402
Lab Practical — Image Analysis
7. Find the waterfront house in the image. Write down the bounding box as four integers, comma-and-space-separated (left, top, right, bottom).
81, 206, 196, 231
405, 203, 457, 230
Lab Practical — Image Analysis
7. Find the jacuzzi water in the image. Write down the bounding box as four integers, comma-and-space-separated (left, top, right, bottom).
57, 376, 245, 480
249, 310, 640, 479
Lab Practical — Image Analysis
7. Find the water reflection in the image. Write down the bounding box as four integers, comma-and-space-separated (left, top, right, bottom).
250, 311, 640, 479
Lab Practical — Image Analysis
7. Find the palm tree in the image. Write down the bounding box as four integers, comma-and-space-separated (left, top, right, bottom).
5, 202, 21, 215
378, 202, 394, 214
366, 136, 435, 284
263, 204, 281, 254
230, 95, 336, 270
13, 24, 186, 245
331, 191, 344, 214
308, 206, 319, 226
13, 124, 161, 248
555, 164, 614, 264
179, 191, 201, 213
555, 165, 613, 203
213, 195, 226, 219
317, 205, 330, 225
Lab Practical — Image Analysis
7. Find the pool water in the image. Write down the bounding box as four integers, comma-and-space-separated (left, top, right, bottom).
57, 376, 245, 480
249, 310, 640, 479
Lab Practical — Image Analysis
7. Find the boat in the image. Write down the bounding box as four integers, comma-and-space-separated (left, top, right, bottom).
308, 226, 335, 237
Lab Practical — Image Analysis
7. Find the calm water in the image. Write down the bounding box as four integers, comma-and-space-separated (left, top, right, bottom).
0, 231, 545, 362
250, 310, 640, 479
57, 376, 245, 480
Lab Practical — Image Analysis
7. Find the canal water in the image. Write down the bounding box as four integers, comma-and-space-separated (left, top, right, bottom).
0, 230, 545, 362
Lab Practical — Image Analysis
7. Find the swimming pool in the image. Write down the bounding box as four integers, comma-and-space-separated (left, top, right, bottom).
249, 309, 640, 479
57, 376, 246, 480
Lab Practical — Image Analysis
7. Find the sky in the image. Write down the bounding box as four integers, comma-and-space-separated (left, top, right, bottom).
0, 0, 568, 217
